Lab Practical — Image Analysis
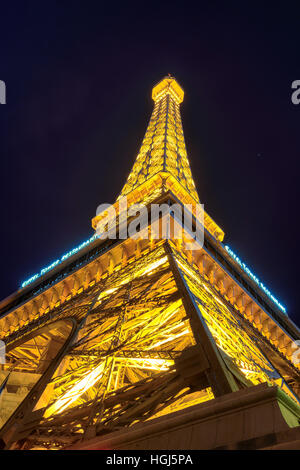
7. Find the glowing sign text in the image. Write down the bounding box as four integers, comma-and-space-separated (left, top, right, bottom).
224, 245, 286, 314
21, 234, 98, 289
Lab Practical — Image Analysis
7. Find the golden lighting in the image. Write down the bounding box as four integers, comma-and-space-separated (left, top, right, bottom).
2, 78, 299, 451
45, 361, 106, 418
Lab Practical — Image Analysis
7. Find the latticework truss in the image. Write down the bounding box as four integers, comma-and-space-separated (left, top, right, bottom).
0, 241, 299, 449
0, 77, 299, 450
119, 78, 198, 202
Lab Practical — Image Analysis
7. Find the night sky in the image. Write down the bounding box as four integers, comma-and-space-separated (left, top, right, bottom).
0, 3, 299, 326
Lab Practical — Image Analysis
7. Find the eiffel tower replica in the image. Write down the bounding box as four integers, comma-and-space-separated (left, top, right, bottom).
0, 76, 300, 450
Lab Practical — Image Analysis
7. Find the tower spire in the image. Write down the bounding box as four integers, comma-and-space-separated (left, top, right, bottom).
119, 76, 199, 203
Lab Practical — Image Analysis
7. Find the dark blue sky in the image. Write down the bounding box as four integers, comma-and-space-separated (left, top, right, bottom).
0, 2, 299, 324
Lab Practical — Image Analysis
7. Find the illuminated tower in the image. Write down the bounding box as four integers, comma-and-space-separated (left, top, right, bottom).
0, 77, 300, 450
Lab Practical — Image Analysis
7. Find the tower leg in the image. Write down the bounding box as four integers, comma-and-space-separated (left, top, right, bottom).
164, 242, 239, 397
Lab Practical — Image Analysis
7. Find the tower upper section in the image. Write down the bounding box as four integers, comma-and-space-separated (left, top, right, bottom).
119, 76, 199, 202
93, 77, 224, 242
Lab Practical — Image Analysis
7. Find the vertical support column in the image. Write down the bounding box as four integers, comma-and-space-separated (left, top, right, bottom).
83, 281, 132, 440
164, 242, 238, 397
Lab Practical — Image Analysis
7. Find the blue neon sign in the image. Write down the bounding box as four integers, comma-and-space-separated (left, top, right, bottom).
224, 245, 286, 314
21, 234, 98, 289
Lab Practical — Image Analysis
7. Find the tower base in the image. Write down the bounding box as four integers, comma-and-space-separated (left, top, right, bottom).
67, 383, 300, 450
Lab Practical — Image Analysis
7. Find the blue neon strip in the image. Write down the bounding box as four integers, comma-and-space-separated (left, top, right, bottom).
21, 234, 98, 289
224, 245, 286, 314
